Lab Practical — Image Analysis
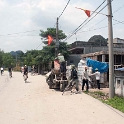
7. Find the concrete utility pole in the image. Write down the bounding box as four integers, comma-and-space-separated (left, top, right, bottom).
55, 17, 59, 57
107, 0, 114, 98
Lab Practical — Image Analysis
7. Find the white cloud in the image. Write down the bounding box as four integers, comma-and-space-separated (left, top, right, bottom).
0, 0, 124, 52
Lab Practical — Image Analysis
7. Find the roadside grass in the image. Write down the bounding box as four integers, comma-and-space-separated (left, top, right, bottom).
84, 91, 124, 113
104, 96, 124, 113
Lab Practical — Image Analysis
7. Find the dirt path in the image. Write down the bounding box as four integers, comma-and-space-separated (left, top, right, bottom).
0, 71, 124, 124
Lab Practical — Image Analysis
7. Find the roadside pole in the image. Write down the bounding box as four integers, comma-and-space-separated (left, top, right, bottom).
107, 0, 114, 98
55, 17, 59, 57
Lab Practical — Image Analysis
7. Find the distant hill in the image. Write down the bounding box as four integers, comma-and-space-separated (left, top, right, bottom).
10, 50, 24, 56
88, 35, 107, 46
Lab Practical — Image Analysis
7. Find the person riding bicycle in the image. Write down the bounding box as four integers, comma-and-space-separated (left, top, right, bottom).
8, 66, 12, 77
24, 65, 28, 78
1, 67, 4, 75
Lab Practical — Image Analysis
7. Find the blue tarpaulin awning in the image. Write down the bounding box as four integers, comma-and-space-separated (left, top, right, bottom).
86, 58, 109, 73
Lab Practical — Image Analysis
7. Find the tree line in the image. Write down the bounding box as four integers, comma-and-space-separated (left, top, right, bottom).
0, 28, 70, 71
0, 28, 107, 71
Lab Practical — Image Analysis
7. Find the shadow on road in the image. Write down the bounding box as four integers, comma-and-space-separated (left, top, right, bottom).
25, 81, 31, 83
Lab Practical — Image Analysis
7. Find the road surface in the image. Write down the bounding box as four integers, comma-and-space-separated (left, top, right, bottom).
0, 71, 124, 124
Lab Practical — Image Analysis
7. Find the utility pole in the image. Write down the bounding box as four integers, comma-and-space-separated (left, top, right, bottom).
107, 0, 114, 98
55, 17, 59, 57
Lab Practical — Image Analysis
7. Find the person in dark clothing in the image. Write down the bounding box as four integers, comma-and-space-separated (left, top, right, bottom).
8, 67, 12, 77
24, 65, 28, 77
1, 67, 4, 75
69, 65, 79, 92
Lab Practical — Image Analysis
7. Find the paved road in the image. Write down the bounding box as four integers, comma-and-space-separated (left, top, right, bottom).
0, 71, 124, 124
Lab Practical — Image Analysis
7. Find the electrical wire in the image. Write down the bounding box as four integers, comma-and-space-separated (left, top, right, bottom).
112, 19, 124, 24
58, 0, 71, 19
63, 0, 107, 42
0, 35, 41, 38
75, 22, 120, 36
0, 30, 40, 37
77, 2, 124, 34
1, 0, 123, 41
63, 0, 116, 42
36, 42, 43, 50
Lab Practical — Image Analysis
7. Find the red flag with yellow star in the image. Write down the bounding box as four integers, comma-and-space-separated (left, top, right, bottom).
47, 35, 53, 45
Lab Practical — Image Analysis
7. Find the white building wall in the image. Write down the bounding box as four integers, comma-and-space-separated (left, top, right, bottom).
113, 38, 124, 43
115, 76, 124, 97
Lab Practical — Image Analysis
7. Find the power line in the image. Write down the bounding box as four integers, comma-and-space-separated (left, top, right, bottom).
64, 0, 116, 42
63, 0, 107, 42
0, 30, 40, 37
113, 4, 124, 13
77, 2, 124, 34
0, 33, 39, 38
113, 18, 124, 24
76, 22, 120, 35
58, 0, 71, 19
36, 42, 43, 50
1, 0, 123, 43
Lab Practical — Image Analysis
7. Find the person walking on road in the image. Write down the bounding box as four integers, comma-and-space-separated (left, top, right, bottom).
8, 66, 12, 77
70, 65, 79, 93
1, 67, 4, 75
23, 65, 28, 82
77, 59, 87, 92
82, 66, 89, 91
91, 68, 101, 90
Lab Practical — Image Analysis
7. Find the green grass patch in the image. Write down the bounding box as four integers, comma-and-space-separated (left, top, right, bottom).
84, 91, 124, 113
104, 96, 124, 113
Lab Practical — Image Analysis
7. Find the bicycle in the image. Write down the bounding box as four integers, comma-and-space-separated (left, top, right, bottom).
23, 74, 28, 83
9, 71, 12, 78
1, 70, 4, 75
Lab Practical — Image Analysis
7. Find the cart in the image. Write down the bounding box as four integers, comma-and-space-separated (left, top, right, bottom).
46, 59, 68, 92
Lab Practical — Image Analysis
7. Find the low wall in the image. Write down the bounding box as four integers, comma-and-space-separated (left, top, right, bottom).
115, 76, 124, 97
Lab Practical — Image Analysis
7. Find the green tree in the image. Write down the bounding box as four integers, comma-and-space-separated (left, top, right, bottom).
38, 28, 70, 70
39, 28, 67, 44
0, 50, 4, 66
2, 53, 14, 67
23, 50, 43, 66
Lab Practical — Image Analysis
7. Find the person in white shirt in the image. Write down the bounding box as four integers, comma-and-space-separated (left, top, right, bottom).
77, 60, 86, 83
57, 53, 66, 74
21, 66, 24, 73
91, 68, 101, 90
77, 59, 87, 92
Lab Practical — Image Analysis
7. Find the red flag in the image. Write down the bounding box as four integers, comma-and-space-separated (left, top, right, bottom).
84, 10, 90, 17
47, 35, 53, 45
75, 7, 91, 17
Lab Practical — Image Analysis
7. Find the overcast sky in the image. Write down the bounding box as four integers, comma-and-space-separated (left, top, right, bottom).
0, 0, 124, 53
